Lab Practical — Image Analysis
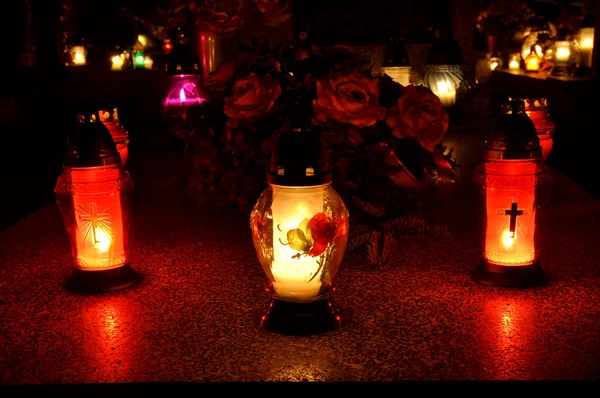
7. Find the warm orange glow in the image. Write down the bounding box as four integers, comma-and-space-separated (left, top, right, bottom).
111, 54, 125, 70
271, 186, 325, 299
525, 54, 540, 71
483, 161, 538, 266
56, 166, 132, 271
432, 80, 456, 107
577, 28, 595, 68
70, 46, 87, 66
72, 190, 125, 270
502, 230, 516, 249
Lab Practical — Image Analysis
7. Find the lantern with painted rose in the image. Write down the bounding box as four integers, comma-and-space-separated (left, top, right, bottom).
250, 126, 349, 335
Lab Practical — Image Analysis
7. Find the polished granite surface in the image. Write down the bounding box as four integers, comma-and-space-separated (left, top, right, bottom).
1, 151, 599, 384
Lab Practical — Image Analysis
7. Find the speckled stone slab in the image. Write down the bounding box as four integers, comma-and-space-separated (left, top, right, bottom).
1, 151, 599, 383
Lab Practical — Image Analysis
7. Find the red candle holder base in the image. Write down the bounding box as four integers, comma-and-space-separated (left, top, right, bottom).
258, 298, 343, 336
472, 260, 549, 288
65, 264, 141, 294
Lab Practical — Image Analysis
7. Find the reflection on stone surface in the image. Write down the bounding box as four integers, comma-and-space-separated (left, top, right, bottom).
479, 298, 536, 380
80, 297, 136, 381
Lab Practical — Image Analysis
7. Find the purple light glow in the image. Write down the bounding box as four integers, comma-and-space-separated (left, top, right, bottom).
164, 75, 207, 107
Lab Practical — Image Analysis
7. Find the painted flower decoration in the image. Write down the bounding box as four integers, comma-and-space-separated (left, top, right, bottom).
224, 73, 282, 128
282, 213, 345, 258
313, 71, 386, 128
386, 84, 449, 152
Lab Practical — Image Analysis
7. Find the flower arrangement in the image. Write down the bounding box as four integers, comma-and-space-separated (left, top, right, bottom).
160, 0, 292, 37
475, 0, 535, 38
177, 38, 456, 267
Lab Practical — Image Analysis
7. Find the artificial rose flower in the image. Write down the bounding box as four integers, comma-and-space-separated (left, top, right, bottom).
205, 59, 236, 88
313, 71, 386, 127
253, 0, 280, 14
385, 85, 449, 152
224, 73, 282, 128
307, 213, 339, 257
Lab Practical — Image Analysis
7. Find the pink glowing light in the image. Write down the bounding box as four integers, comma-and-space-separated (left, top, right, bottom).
164, 75, 207, 108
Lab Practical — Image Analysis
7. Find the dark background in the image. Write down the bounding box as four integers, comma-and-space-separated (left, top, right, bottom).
1, 0, 598, 232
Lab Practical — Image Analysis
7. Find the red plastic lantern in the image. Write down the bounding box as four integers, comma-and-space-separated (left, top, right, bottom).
472, 100, 553, 288
55, 110, 140, 293
99, 106, 130, 166
163, 31, 208, 142
250, 127, 350, 335
522, 97, 555, 162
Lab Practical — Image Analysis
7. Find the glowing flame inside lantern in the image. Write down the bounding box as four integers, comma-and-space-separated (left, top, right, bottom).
94, 226, 112, 253
165, 78, 206, 107
503, 230, 516, 249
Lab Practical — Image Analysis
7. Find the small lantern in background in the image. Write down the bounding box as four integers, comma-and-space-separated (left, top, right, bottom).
508, 53, 521, 70
472, 100, 553, 288
524, 44, 542, 72
133, 51, 146, 69
111, 52, 126, 71
143, 55, 154, 70
163, 39, 173, 54
423, 29, 476, 108
98, 106, 130, 166
380, 38, 411, 86
164, 31, 208, 142
521, 97, 555, 162
521, 18, 553, 61
488, 52, 503, 71
68, 45, 87, 66
250, 126, 350, 335
548, 39, 576, 76
575, 22, 594, 76
55, 110, 140, 293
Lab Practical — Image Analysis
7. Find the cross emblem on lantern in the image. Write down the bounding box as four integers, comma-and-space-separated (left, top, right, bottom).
505, 203, 523, 237
496, 197, 528, 239
78, 202, 112, 245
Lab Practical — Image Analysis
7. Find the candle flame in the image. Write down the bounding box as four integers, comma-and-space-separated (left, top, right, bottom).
503, 230, 516, 249
556, 47, 570, 60
437, 80, 452, 92
94, 227, 111, 253
179, 88, 186, 103
490, 61, 499, 70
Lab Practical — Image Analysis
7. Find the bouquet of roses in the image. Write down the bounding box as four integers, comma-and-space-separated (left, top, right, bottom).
181, 38, 455, 267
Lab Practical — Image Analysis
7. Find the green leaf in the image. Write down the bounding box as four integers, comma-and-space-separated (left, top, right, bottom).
287, 228, 311, 252
298, 218, 314, 245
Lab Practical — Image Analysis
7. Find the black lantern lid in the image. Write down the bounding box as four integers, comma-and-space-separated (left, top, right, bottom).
63, 109, 121, 167
165, 31, 200, 75
483, 100, 542, 160
426, 29, 463, 65
382, 38, 410, 67
268, 125, 332, 186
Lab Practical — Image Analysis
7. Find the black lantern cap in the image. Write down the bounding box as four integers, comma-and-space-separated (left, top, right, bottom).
426, 29, 463, 65
63, 109, 120, 167
483, 100, 542, 160
165, 31, 200, 75
382, 38, 410, 67
268, 126, 332, 186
